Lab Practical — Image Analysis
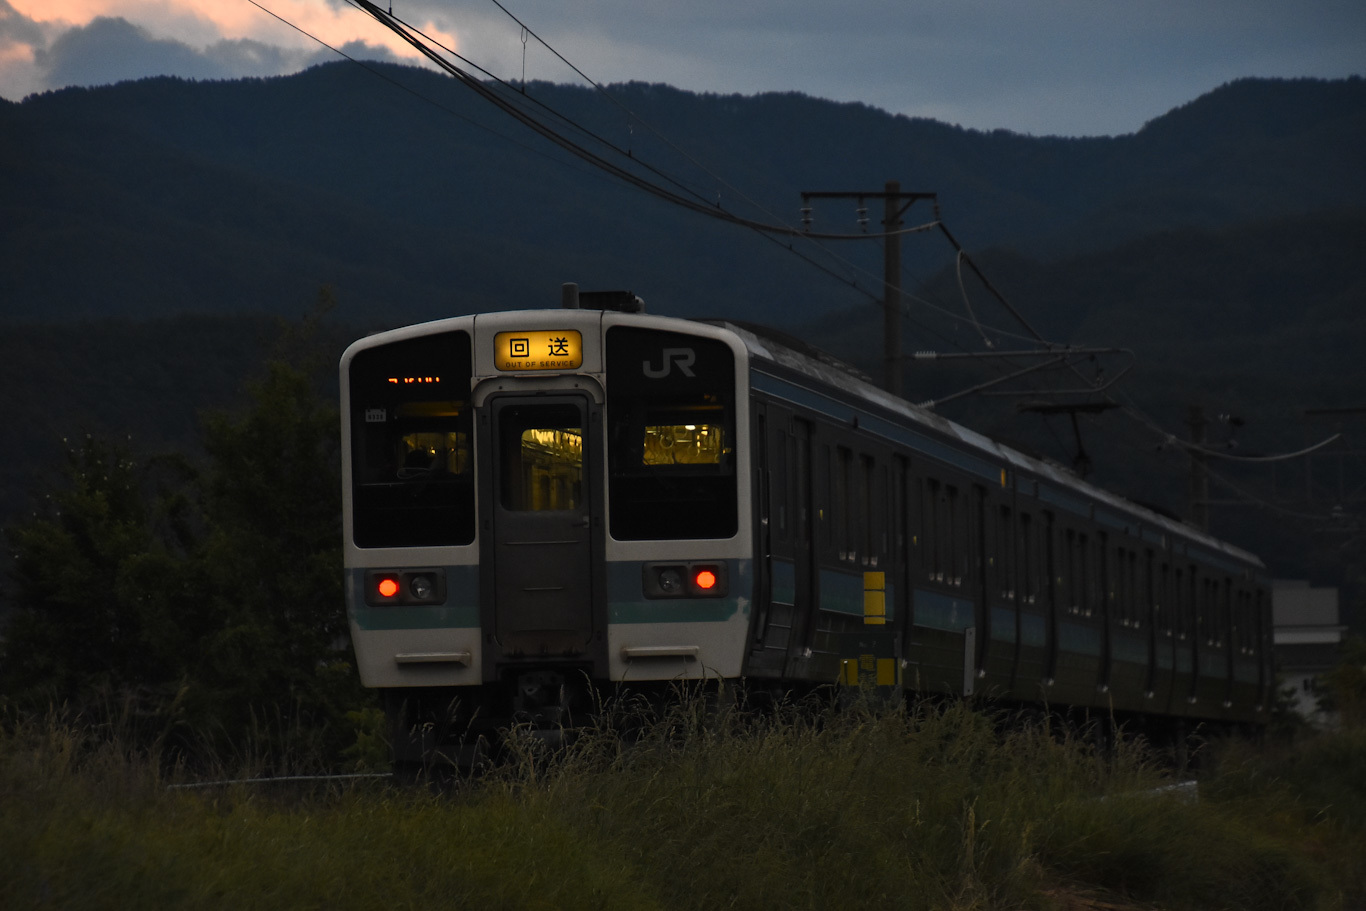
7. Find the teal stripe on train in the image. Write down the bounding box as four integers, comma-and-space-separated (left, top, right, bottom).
914, 589, 975, 632
347, 566, 480, 630
609, 560, 751, 624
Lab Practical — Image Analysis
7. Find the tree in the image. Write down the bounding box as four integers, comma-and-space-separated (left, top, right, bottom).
1317, 634, 1366, 727
2, 299, 369, 759
1, 436, 190, 703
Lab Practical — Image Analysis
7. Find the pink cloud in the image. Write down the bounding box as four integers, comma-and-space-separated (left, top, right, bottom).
9, 0, 459, 61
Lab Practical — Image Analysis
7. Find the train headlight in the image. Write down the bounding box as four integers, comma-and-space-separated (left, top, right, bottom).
658, 568, 684, 595
410, 574, 434, 601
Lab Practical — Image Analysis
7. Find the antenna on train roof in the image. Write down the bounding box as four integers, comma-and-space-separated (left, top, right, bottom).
569, 288, 645, 313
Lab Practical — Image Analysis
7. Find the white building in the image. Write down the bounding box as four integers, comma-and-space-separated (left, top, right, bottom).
1272, 580, 1346, 724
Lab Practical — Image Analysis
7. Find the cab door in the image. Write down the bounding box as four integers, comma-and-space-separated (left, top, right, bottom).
487, 395, 597, 657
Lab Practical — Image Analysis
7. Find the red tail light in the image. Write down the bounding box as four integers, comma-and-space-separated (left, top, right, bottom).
364, 569, 446, 606
643, 562, 727, 599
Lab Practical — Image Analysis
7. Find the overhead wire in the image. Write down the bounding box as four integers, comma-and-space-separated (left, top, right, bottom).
261, 0, 1049, 353
262, 0, 1337, 504
249, 0, 894, 316
353, 0, 949, 241
243, 0, 630, 190
341, 0, 993, 333
397, 0, 1136, 408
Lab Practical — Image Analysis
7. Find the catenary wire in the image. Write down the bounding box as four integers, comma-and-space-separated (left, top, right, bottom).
260, 0, 1333, 484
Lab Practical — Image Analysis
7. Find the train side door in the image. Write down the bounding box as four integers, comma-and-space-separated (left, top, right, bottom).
485, 394, 599, 658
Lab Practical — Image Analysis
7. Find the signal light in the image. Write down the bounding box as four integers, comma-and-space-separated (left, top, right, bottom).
377, 576, 400, 599
693, 569, 717, 591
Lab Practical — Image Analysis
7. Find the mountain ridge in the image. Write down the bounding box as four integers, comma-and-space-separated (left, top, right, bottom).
1, 66, 1363, 593
3, 65, 1363, 328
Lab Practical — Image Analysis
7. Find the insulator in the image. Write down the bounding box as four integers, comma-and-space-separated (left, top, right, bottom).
800, 205, 812, 228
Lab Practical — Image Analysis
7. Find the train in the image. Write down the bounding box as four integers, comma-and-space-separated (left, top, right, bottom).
340, 286, 1273, 767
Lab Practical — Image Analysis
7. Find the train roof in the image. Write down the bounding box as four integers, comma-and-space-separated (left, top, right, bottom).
342, 305, 1261, 573
704, 318, 1265, 573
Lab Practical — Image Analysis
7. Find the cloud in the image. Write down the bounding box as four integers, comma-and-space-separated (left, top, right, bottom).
37, 16, 228, 85
0, 0, 451, 100
2, 0, 1363, 133
7, 11, 402, 97
0, 0, 44, 46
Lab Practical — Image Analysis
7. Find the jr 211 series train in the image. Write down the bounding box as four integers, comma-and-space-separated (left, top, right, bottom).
340, 287, 1273, 766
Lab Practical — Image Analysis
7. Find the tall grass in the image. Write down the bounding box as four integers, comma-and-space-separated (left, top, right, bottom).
2, 692, 1359, 911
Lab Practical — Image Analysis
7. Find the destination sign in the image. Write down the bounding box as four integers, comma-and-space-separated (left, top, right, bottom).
494, 330, 583, 371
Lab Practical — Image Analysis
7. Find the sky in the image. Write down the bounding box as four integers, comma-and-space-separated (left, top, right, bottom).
1, 0, 1364, 136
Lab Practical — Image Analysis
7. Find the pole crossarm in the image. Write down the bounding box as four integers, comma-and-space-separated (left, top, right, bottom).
799, 183, 938, 397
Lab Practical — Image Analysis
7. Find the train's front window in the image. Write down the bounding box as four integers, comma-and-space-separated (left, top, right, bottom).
606, 327, 737, 540
642, 422, 727, 465
397, 430, 469, 478
349, 331, 475, 548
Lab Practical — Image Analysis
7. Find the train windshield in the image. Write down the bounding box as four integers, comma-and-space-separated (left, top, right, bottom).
348, 330, 475, 547
605, 326, 737, 540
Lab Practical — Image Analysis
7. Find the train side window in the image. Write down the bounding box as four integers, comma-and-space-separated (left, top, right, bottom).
817, 444, 832, 554
1114, 544, 1126, 624
893, 458, 907, 554
877, 460, 889, 564
835, 445, 852, 562
1174, 567, 1187, 640
924, 478, 941, 581
1060, 528, 1074, 610
1220, 578, 1231, 648
1076, 532, 1090, 616
772, 425, 789, 542
1095, 533, 1107, 621
997, 505, 1013, 599
605, 327, 736, 540
794, 425, 810, 543
1159, 562, 1171, 636
1141, 550, 1154, 630
859, 454, 875, 566
1018, 511, 1036, 605
947, 484, 962, 586
1043, 511, 1057, 608
1125, 546, 1136, 622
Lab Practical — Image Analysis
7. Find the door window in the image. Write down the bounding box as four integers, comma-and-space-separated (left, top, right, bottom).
498, 403, 584, 512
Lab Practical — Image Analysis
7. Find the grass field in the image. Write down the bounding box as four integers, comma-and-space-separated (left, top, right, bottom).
3, 693, 1363, 911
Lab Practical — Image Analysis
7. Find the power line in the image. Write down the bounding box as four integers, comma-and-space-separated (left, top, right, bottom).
253, 0, 1055, 364
260, 0, 1287, 474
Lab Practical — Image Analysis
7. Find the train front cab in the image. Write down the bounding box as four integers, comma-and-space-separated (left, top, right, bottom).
341, 310, 753, 763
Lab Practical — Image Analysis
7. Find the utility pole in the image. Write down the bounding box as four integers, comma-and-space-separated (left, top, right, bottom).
801, 182, 937, 397
882, 180, 904, 397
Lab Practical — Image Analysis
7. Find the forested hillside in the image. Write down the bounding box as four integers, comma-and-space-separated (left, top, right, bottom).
2, 65, 1363, 326
1, 64, 1363, 604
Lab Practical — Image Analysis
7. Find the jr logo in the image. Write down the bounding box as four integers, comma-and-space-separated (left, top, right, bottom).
643, 348, 696, 379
